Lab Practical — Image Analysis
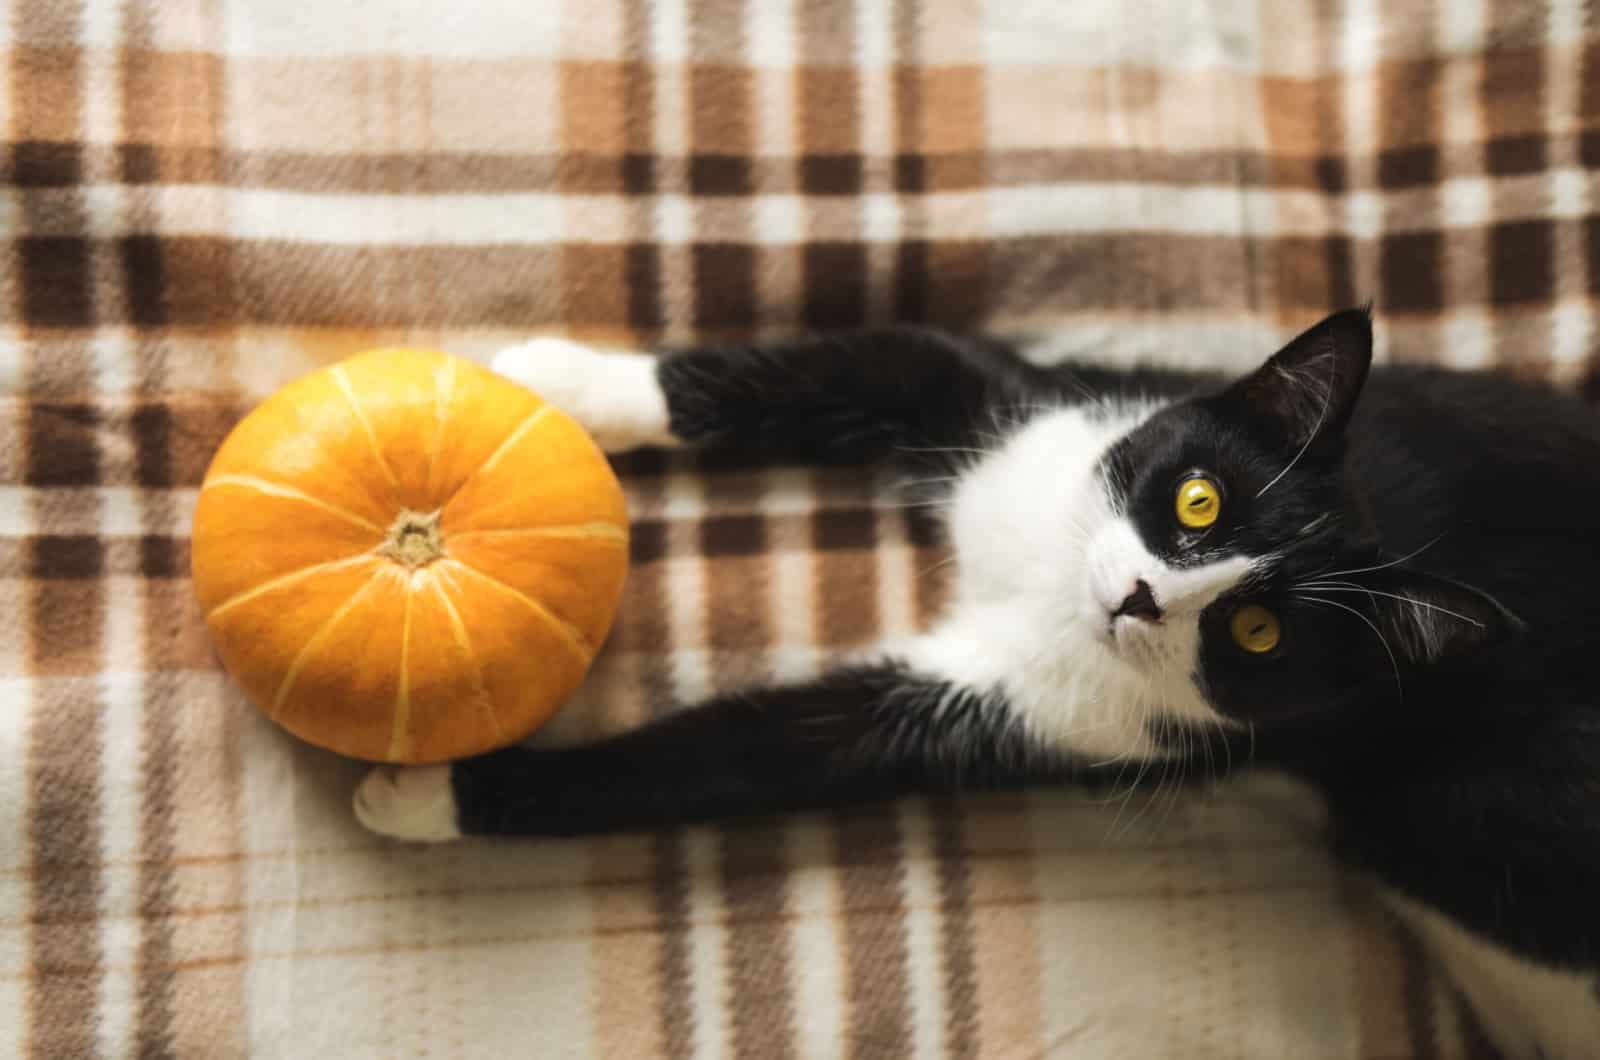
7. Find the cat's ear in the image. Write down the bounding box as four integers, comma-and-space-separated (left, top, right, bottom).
1219, 308, 1373, 452
1363, 568, 1524, 665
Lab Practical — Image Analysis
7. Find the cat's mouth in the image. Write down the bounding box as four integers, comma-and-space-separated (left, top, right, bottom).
1100, 612, 1165, 666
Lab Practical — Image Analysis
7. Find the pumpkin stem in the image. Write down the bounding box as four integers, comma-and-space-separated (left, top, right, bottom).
380, 510, 445, 568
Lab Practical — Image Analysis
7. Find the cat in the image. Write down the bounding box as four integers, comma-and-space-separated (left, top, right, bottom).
355, 310, 1600, 1058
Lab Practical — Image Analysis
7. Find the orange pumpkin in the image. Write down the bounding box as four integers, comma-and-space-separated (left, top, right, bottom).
191, 348, 629, 764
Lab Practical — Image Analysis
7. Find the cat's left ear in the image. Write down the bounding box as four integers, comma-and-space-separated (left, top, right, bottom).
1218, 308, 1373, 452
1363, 567, 1525, 665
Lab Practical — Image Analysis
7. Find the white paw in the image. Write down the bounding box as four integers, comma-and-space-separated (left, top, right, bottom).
491, 336, 677, 451
354, 765, 463, 842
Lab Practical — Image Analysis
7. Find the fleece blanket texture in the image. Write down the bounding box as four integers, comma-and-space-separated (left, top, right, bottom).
4, 0, 1595, 1055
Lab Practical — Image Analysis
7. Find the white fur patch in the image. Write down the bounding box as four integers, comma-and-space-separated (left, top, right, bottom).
891, 401, 1252, 763
354, 765, 462, 842
491, 337, 677, 451
1384, 889, 1600, 1059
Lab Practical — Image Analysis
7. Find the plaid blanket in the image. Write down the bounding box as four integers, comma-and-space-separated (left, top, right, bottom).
6, 0, 1593, 1056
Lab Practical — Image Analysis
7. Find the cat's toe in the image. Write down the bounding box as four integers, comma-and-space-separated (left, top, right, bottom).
490, 337, 675, 451
354, 765, 463, 842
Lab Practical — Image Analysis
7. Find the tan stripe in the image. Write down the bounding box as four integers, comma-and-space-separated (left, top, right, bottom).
589, 835, 671, 1059
964, 798, 1045, 1058
440, 557, 590, 662
586, 361, 678, 1056
330, 364, 401, 491
813, 485, 881, 652
931, 804, 980, 1058
1396, 914, 1443, 1060
1335, 877, 1413, 1058
201, 474, 386, 534
164, 672, 250, 1058
721, 824, 798, 1060
835, 805, 915, 1058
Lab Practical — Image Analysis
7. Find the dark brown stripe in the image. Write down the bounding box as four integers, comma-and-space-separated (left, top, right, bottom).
834, 805, 914, 1059
693, 244, 758, 330
700, 513, 766, 557
18, 11, 104, 1047
622, 5, 663, 335
24, 403, 99, 486
4, 225, 1591, 329
135, 672, 180, 1060
1379, 231, 1444, 313
720, 822, 798, 1060
0, 535, 187, 581
14, 141, 1564, 193
26, 675, 106, 1060
650, 831, 696, 1060
1489, 220, 1555, 307
804, 243, 868, 329
892, 0, 930, 321
932, 803, 980, 1059
27, 534, 103, 579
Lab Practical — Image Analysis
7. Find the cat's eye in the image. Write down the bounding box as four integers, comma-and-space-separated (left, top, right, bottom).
1230, 605, 1281, 654
1175, 476, 1222, 529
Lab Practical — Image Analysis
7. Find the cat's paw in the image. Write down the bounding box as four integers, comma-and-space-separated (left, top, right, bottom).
354, 765, 463, 842
491, 336, 676, 451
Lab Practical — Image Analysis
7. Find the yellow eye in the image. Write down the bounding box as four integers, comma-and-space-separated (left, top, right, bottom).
1230, 605, 1281, 654
1176, 476, 1222, 529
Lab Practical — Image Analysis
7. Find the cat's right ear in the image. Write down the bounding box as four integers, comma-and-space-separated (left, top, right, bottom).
1216, 308, 1373, 453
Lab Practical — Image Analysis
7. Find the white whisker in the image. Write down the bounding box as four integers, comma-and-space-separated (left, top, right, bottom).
1299, 585, 1485, 628
1296, 593, 1405, 699
1312, 534, 1445, 581
1255, 343, 1336, 499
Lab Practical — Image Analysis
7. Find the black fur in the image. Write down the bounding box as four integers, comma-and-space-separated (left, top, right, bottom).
453, 664, 1042, 837
450, 312, 1600, 980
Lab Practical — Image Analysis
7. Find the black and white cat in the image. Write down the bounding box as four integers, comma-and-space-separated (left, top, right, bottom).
355, 311, 1600, 1058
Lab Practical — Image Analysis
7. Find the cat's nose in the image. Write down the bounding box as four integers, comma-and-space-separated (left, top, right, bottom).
1112, 579, 1163, 623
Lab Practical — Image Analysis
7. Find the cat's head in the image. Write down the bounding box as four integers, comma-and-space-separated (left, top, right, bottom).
1082, 309, 1517, 737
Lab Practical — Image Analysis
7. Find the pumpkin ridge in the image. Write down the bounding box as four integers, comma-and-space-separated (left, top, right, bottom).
445, 522, 627, 544
329, 364, 401, 491
207, 554, 380, 621
460, 404, 554, 490
204, 474, 386, 534
439, 557, 591, 662
389, 585, 416, 761
428, 575, 505, 743
270, 567, 388, 717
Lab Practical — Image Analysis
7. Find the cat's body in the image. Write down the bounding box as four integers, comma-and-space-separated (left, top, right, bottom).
356, 314, 1600, 1058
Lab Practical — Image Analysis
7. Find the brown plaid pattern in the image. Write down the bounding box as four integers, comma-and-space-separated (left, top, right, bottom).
4, 0, 1592, 1055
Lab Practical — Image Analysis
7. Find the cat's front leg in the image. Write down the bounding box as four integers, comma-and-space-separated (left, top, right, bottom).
491, 328, 1053, 464
355, 656, 1045, 841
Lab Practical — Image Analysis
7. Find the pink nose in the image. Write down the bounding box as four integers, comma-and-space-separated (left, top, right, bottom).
1112, 579, 1162, 623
